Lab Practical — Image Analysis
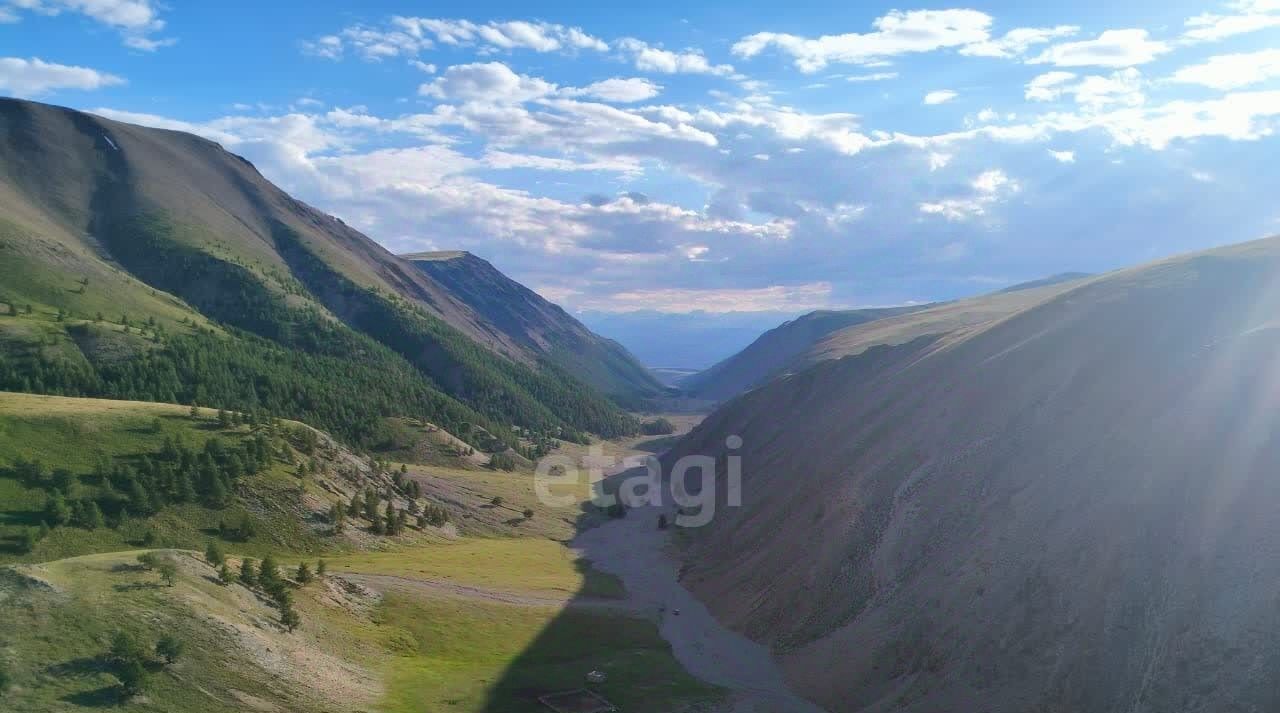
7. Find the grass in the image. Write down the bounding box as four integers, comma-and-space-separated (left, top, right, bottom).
376, 593, 721, 713
330, 537, 625, 600
0, 392, 343, 564
0, 550, 371, 712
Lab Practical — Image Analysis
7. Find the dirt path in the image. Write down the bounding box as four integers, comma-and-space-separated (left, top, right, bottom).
572, 494, 828, 713
338, 572, 635, 612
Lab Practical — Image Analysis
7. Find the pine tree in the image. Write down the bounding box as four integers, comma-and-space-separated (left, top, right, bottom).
240, 558, 257, 586
45, 492, 72, 527
316, 559, 327, 577
259, 555, 280, 590
205, 541, 225, 566
384, 503, 399, 535
295, 562, 312, 584
218, 562, 235, 585
84, 501, 104, 530
280, 604, 301, 633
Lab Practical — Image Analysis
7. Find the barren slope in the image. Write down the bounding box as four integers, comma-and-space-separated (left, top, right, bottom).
664, 236, 1280, 712
683, 307, 924, 401
404, 250, 663, 402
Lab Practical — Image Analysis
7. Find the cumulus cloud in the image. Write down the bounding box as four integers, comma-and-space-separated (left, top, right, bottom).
419, 61, 556, 103
1, 0, 172, 50
1030, 29, 1170, 68
1183, 0, 1280, 43
617, 38, 735, 76
1171, 48, 1280, 90
561, 77, 662, 103
959, 25, 1079, 58
1026, 68, 1145, 108
0, 56, 125, 96
1048, 149, 1076, 162
924, 89, 959, 105
732, 9, 992, 72
306, 17, 608, 60
919, 168, 1019, 220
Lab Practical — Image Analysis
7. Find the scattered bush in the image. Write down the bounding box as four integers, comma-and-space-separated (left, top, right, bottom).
640, 417, 676, 436
155, 634, 184, 664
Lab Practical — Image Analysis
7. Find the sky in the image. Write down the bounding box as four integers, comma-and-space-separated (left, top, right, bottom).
3, 0, 1280, 331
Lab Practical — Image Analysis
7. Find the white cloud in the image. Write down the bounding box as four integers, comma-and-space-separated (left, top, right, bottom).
2, 0, 172, 50
959, 25, 1079, 58
1171, 49, 1280, 90
1183, 0, 1280, 43
976, 107, 998, 122
1025, 71, 1077, 101
410, 60, 437, 73
307, 17, 608, 60
562, 77, 661, 103
617, 38, 734, 76
419, 62, 556, 103
924, 89, 958, 105
0, 56, 125, 96
920, 169, 1019, 220
1048, 149, 1076, 162
732, 9, 992, 72
844, 72, 898, 82
1026, 68, 1144, 108
1030, 29, 1170, 68
577, 283, 835, 313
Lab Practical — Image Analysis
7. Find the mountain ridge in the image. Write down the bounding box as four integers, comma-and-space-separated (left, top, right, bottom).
402, 250, 664, 403
0, 97, 636, 445
663, 234, 1280, 712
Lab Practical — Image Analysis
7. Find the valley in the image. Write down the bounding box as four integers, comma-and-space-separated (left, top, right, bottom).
4, 88, 1280, 713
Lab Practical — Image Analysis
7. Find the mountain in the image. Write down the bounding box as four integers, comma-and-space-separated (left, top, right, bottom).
577, 310, 797, 370
402, 250, 664, 404
682, 307, 926, 401
997, 270, 1092, 293
663, 237, 1280, 712
0, 97, 635, 446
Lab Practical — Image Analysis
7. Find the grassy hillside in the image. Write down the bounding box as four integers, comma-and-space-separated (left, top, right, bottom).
0, 392, 721, 712
0, 98, 636, 448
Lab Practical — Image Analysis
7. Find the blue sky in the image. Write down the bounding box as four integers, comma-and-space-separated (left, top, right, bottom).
3, 0, 1280, 323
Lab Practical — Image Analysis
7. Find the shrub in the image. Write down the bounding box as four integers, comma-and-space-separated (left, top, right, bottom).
488, 451, 516, 471
155, 634, 184, 664
205, 541, 225, 566
522, 508, 534, 519
116, 658, 148, 696
296, 562, 312, 584
157, 561, 177, 587
640, 417, 676, 436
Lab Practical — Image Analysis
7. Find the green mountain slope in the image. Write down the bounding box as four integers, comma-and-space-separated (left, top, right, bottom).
0, 98, 635, 446
403, 251, 664, 404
